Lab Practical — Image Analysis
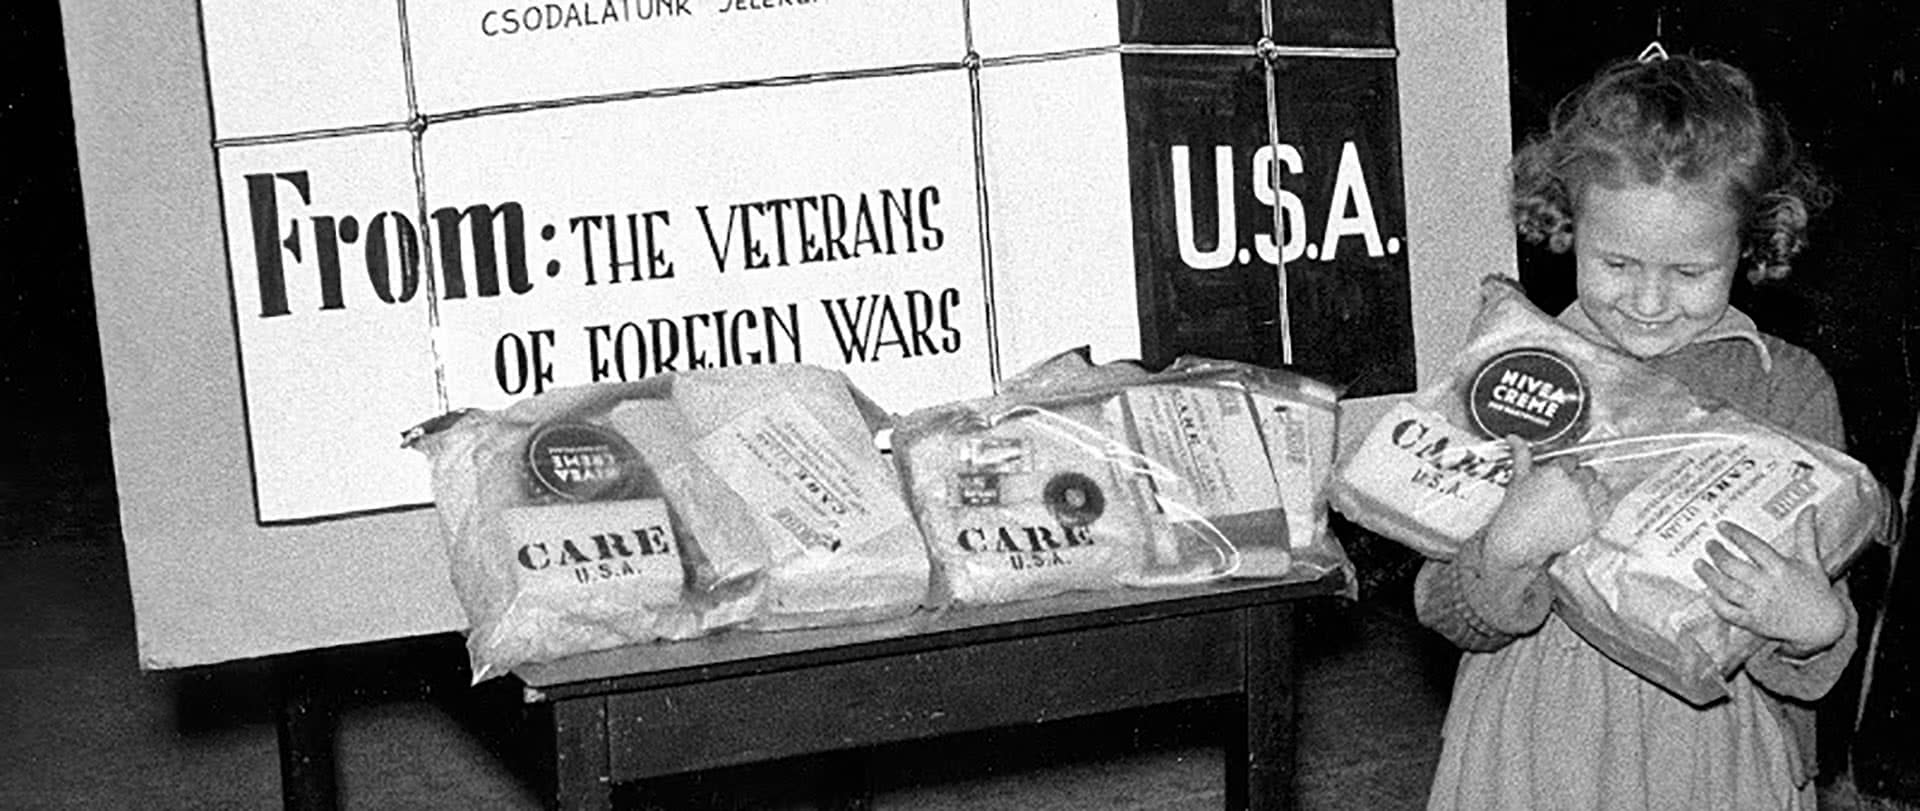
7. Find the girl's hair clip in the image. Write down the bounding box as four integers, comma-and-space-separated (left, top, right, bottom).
1637, 41, 1670, 63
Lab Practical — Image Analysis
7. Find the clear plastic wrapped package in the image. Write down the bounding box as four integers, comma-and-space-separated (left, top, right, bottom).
891, 349, 1351, 607
404, 365, 929, 682
404, 382, 695, 683
1548, 404, 1889, 704
1332, 276, 1892, 703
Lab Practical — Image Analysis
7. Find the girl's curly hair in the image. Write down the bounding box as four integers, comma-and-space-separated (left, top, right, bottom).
1512, 55, 1831, 282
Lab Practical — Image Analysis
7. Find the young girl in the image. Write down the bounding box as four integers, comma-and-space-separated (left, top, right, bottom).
1417, 53, 1860, 810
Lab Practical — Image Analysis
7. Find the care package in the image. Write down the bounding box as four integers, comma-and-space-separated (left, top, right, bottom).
405, 364, 929, 682
1331, 276, 1891, 704
891, 348, 1351, 607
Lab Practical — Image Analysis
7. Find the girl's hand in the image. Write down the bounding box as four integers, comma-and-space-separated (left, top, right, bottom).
1483, 436, 1597, 571
1694, 507, 1849, 656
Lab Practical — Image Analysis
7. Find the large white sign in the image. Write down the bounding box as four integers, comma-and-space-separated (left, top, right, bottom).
63, 0, 1513, 666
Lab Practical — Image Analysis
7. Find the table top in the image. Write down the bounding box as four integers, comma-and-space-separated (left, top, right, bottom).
516, 568, 1347, 701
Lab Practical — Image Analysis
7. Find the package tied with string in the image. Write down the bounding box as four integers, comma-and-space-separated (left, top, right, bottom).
891, 349, 1351, 607
1331, 276, 1891, 704
405, 365, 930, 683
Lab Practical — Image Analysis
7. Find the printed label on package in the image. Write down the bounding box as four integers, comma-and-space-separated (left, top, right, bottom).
961, 436, 1031, 474
693, 401, 908, 556
1250, 392, 1336, 549
500, 498, 682, 600
1341, 401, 1514, 542
1041, 471, 1109, 527
1597, 437, 1842, 605
1465, 348, 1588, 447
955, 472, 1004, 506
524, 421, 643, 501
1113, 386, 1280, 519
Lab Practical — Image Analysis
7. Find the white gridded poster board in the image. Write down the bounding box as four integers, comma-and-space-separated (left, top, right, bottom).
60, 0, 1514, 668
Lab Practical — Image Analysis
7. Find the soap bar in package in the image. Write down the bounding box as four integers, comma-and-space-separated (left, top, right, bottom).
605, 364, 931, 631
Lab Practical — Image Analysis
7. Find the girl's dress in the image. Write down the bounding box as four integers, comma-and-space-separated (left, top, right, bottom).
1418, 306, 1859, 811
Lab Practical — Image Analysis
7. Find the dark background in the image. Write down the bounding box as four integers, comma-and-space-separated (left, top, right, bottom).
5, 0, 1916, 803
3, 1, 103, 473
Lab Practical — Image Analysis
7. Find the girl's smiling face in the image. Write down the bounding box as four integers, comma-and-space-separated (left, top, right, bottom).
1573, 181, 1742, 359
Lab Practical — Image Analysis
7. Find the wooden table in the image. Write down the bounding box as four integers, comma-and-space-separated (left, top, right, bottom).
515, 571, 1347, 810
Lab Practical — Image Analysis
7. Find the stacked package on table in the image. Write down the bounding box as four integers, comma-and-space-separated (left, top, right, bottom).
405, 365, 928, 682
1331, 276, 1891, 704
891, 349, 1352, 607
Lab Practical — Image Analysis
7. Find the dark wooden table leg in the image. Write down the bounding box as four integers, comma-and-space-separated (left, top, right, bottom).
273, 652, 339, 811
1236, 600, 1298, 811
1225, 690, 1249, 811
552, 697, 613, 811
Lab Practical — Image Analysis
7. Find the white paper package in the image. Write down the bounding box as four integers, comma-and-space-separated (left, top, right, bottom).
606, 365, 931, 631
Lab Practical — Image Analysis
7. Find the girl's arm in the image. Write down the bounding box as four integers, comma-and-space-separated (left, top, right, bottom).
1416, 437, 1591, 650
1414, 531, 1554, 651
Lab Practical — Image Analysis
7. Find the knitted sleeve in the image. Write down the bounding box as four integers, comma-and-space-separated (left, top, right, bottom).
1414, 531, 1554, 652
